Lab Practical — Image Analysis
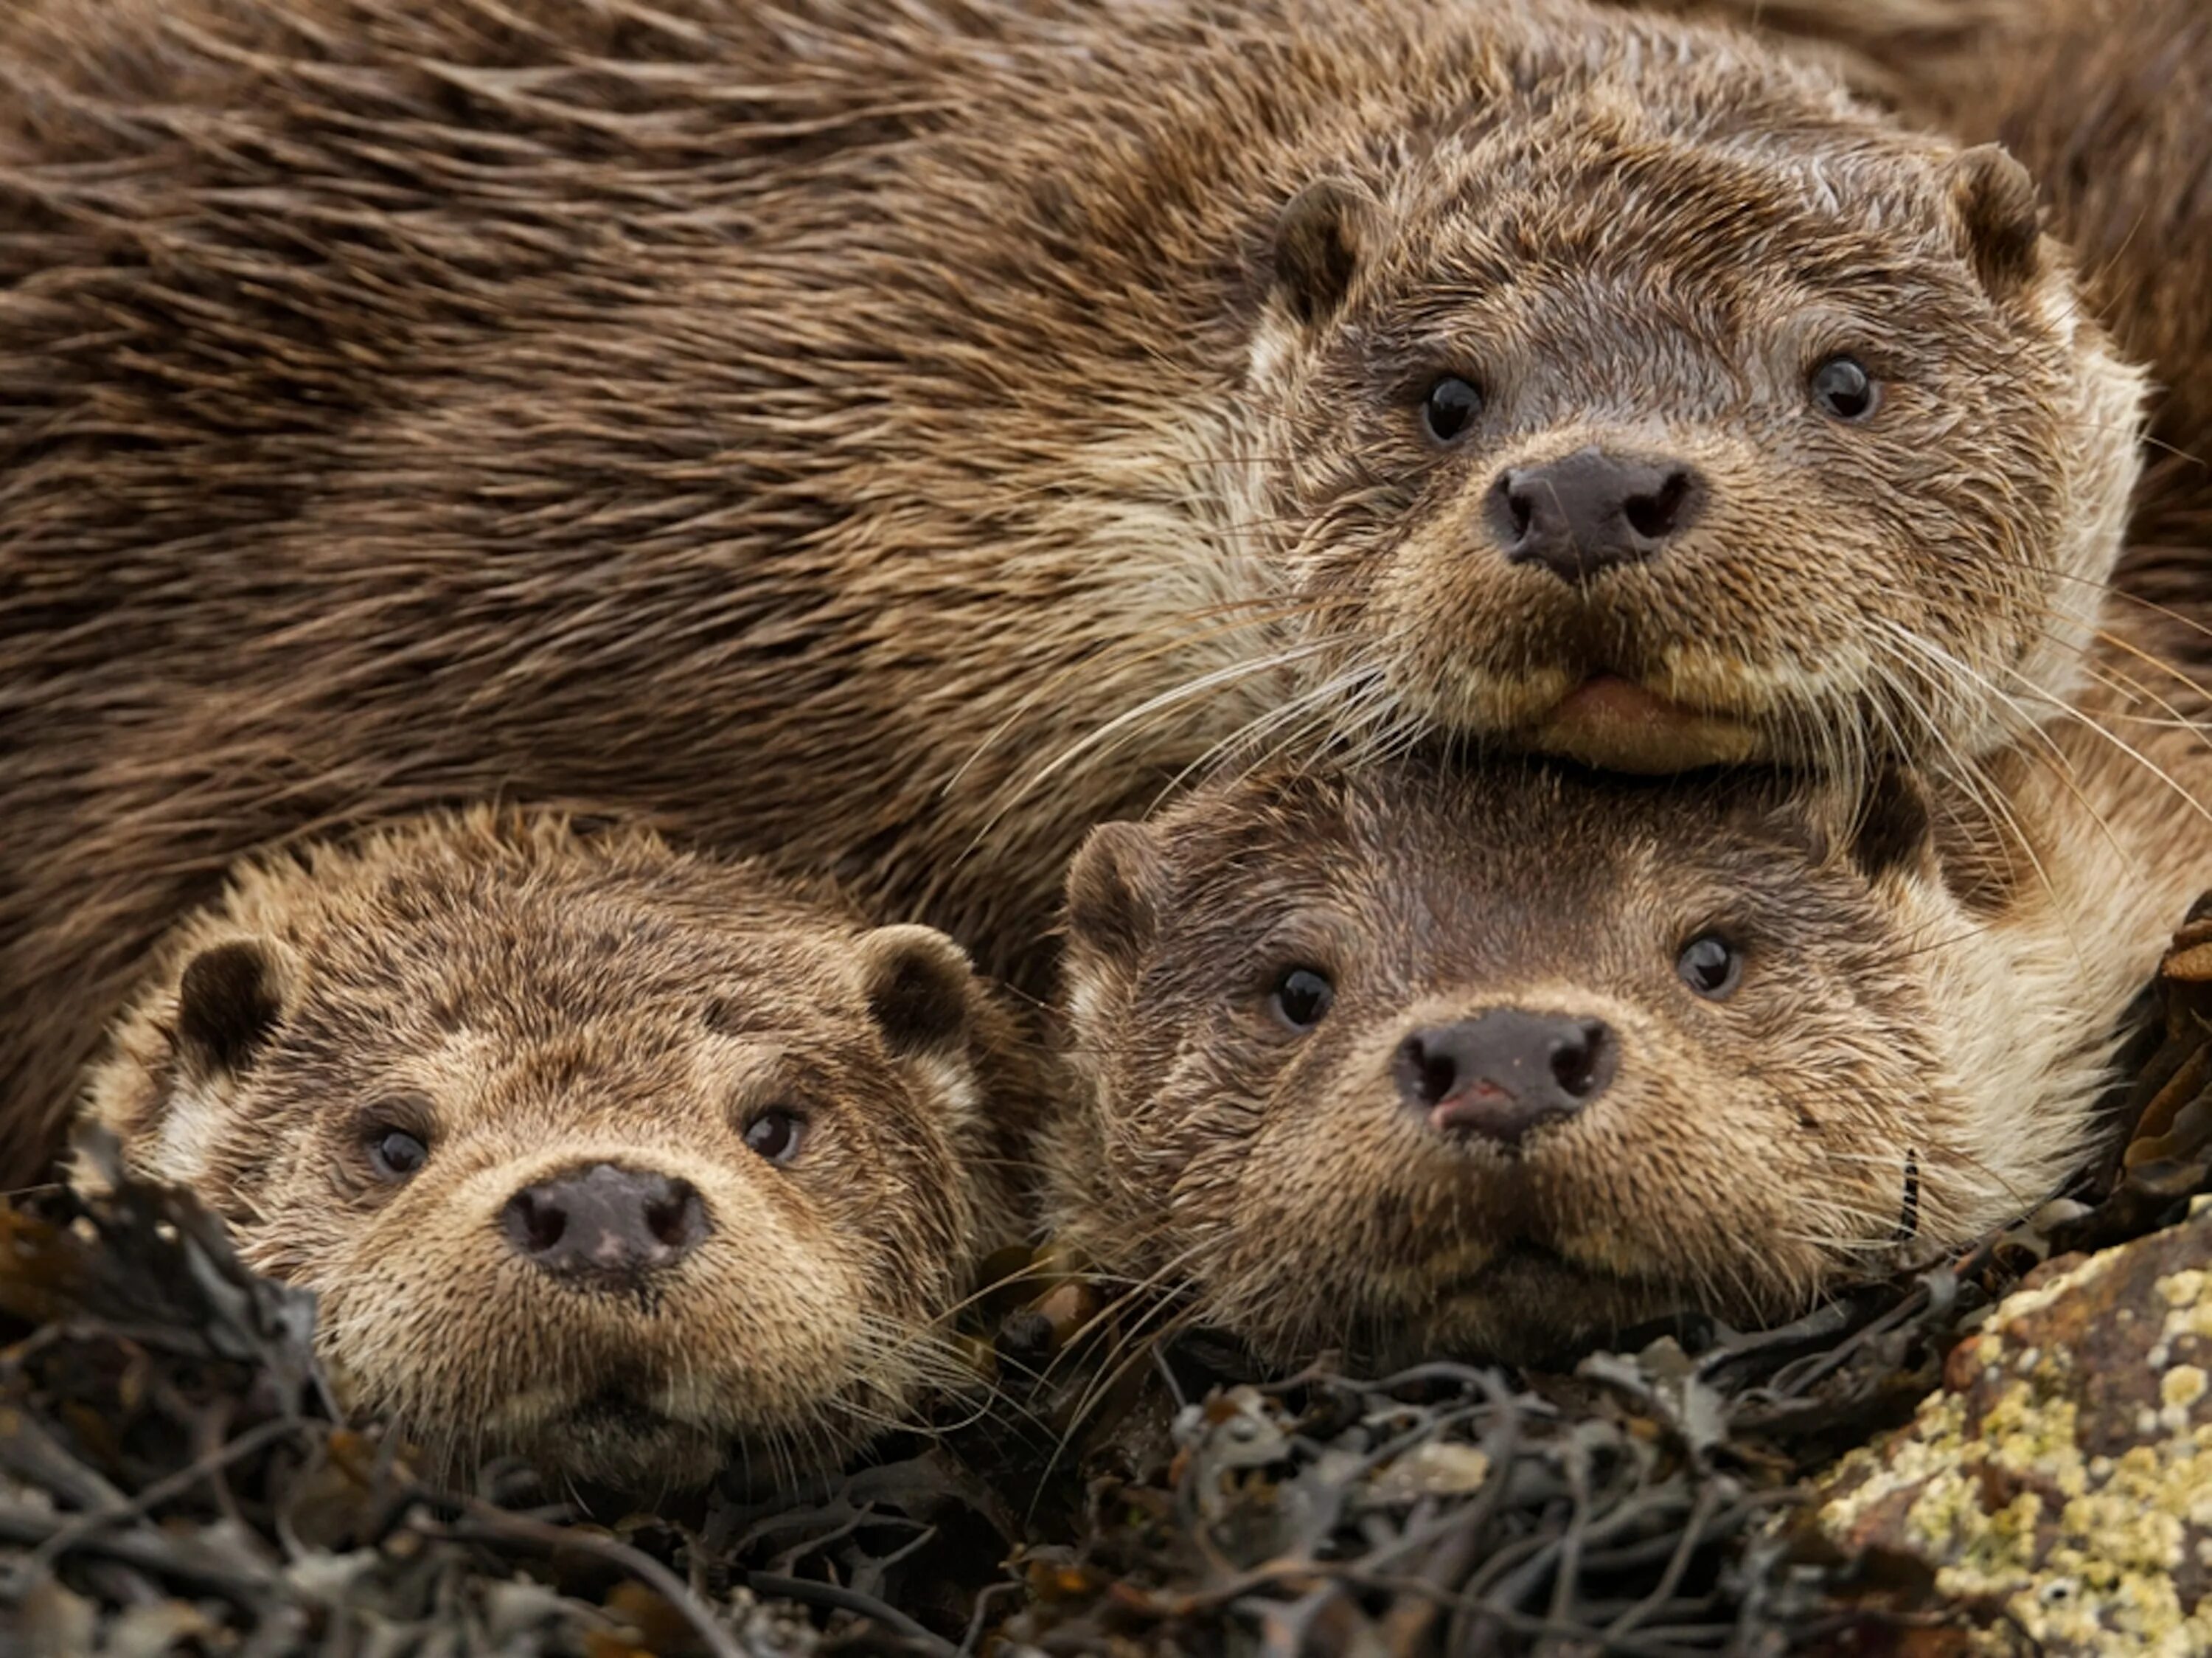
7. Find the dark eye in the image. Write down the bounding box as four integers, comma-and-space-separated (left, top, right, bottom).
1268, 966, 1336, 1033
366, 1128, 428, 1182
1808, 355, 1878, 421
1421, 375, 1484, 443
743, 1109, 807, 1165
1676, 934, 1744, 1000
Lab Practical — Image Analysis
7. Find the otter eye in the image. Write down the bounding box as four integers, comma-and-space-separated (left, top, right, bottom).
1676, 934, 1744, 1000
1268, 966, 1336, 1033
1421, 375, 1484, 443
1808, 355, 1878, 421
743, 1109, 807, 1165
366, 1128, 428, 1182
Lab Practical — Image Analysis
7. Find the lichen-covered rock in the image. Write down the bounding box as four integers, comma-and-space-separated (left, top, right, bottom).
1815, 1202, 2212, 1654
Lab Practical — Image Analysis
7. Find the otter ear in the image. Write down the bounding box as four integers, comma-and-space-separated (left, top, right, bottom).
1799, 766, 1935, 884
1065, 819, 1165, 968
860, 924, 978, 1057
1947, 143, 2043, 296
1756, 767, 1933, 884
1270, 178, 1382, 327
173, 938, 288, 1078
1846, 766, 1935, 881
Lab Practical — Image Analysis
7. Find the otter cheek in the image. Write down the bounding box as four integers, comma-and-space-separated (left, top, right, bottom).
1364, 519, 1581, 738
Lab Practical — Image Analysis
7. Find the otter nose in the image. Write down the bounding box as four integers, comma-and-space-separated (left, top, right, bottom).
500, 1162, 710, 1286
1393, 1010, 1616, 1147
1486, 447, 1703, 583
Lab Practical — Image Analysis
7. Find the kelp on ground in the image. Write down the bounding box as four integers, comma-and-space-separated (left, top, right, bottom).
7, 900, 2212, 1657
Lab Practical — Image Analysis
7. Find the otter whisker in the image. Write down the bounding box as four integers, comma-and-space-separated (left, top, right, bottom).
973, 633, 1357, 849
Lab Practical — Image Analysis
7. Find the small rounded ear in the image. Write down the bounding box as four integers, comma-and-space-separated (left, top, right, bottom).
174, 938, 286, 1077
1270, 177, 1382, 327
1846, 766, 1935, 882
860, 924, 978, 1057
1065, 819, 1164, 968
1753, 766, 1933, 883
1947, 143, 2043, 296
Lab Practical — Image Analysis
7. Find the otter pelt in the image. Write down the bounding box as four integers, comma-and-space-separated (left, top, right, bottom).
1681, 0, 2212, 685
0, 0, 2138, 1184
77, 806, 1046, 1489
1042, 623, 2212, 1370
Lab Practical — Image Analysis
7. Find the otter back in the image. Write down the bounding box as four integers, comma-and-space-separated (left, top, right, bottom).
1, 0, 2140, 1182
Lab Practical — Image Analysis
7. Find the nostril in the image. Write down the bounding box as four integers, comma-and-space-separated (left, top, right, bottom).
645, 1179, 705, 1250
508, 1188, 567, 1255
1487, 471, 1537, 547
1393, 1032, 1461, 1109
1418, 1048, 1458, 1109
1548, 1020, 1613, 1100
1623, 469, 1694, 541
1506, 485, 1534, 541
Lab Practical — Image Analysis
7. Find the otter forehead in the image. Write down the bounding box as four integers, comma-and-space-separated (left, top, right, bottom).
1146, 765, 1866, 985
1357, 114, 2014, 408
291, 870, 869, 1044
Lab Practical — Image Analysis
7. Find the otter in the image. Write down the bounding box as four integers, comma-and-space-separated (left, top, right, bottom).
0, 0, 2141, 1184
1680, 0, 2212, 655
77, 808, 1035, 1491
1042, 648, 2212, 1367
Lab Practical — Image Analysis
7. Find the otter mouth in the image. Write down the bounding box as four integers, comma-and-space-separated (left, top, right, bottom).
564, 1386, 678, 1437
1445, 1238, 1584, 1288
1431, 1236, 1674, 1309
1520, 673, 1763, 774
1415, 1239, 1697, 1364
526, 1385, 731, 1490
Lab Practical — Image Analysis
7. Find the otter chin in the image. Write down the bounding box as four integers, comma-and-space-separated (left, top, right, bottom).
1520, 676, 1765, 774
496, 1386, 725, 1493
77, 809, 1036, 1491
1043, 719, 2210, 1372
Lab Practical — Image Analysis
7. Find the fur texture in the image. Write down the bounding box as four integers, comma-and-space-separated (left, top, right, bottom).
0, 0, 2141, 1182
77, 808, 1039, 1491
1684, 0, 2212, 682
1043, 630, 2212, 1368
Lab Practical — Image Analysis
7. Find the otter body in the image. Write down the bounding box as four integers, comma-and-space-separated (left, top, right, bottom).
80, 808, 1032, 1490
1, 0, 2141, 1181
1044, 646, 2212, 1367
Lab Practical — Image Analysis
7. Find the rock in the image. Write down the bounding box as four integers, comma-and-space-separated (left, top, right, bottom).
1814, 1203, 2212, 1654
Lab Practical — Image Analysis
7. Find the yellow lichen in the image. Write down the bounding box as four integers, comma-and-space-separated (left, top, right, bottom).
1818, 1308, 2212, 1652
2154, 1272, 2212, 1369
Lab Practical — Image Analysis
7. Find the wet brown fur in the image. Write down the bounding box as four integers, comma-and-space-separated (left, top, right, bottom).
0, 0, 2143, 1184
1043, 626, 2212, 1368
1677, 0, 2212, 676
77, 808, 1040, 1490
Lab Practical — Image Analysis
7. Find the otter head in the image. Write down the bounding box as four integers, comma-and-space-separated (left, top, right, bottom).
1245, 14, 2142, 779
1047, 758, 2089, 1369
80, 812, 1009, 1492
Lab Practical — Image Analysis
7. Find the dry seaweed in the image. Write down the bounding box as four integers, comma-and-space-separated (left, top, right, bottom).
7, 900, 2212, 1657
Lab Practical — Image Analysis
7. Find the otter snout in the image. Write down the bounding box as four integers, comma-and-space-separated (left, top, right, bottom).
1486, 447, 1704, 583
1392, 1010, 1616, 1146
500, 1162, 711, 1286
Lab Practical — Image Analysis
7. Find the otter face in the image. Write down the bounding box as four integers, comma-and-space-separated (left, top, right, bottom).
1248, 29, 2142, 778
82, 816, 1001, 1492
1047, 761, 2082, 1370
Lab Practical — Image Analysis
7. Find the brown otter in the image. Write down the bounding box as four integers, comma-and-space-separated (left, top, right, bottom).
77, 808, 1036, 1491
1043, 650, 2212, 1367
0, 0, 2142, 1184
1677, 0, 2212, 657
